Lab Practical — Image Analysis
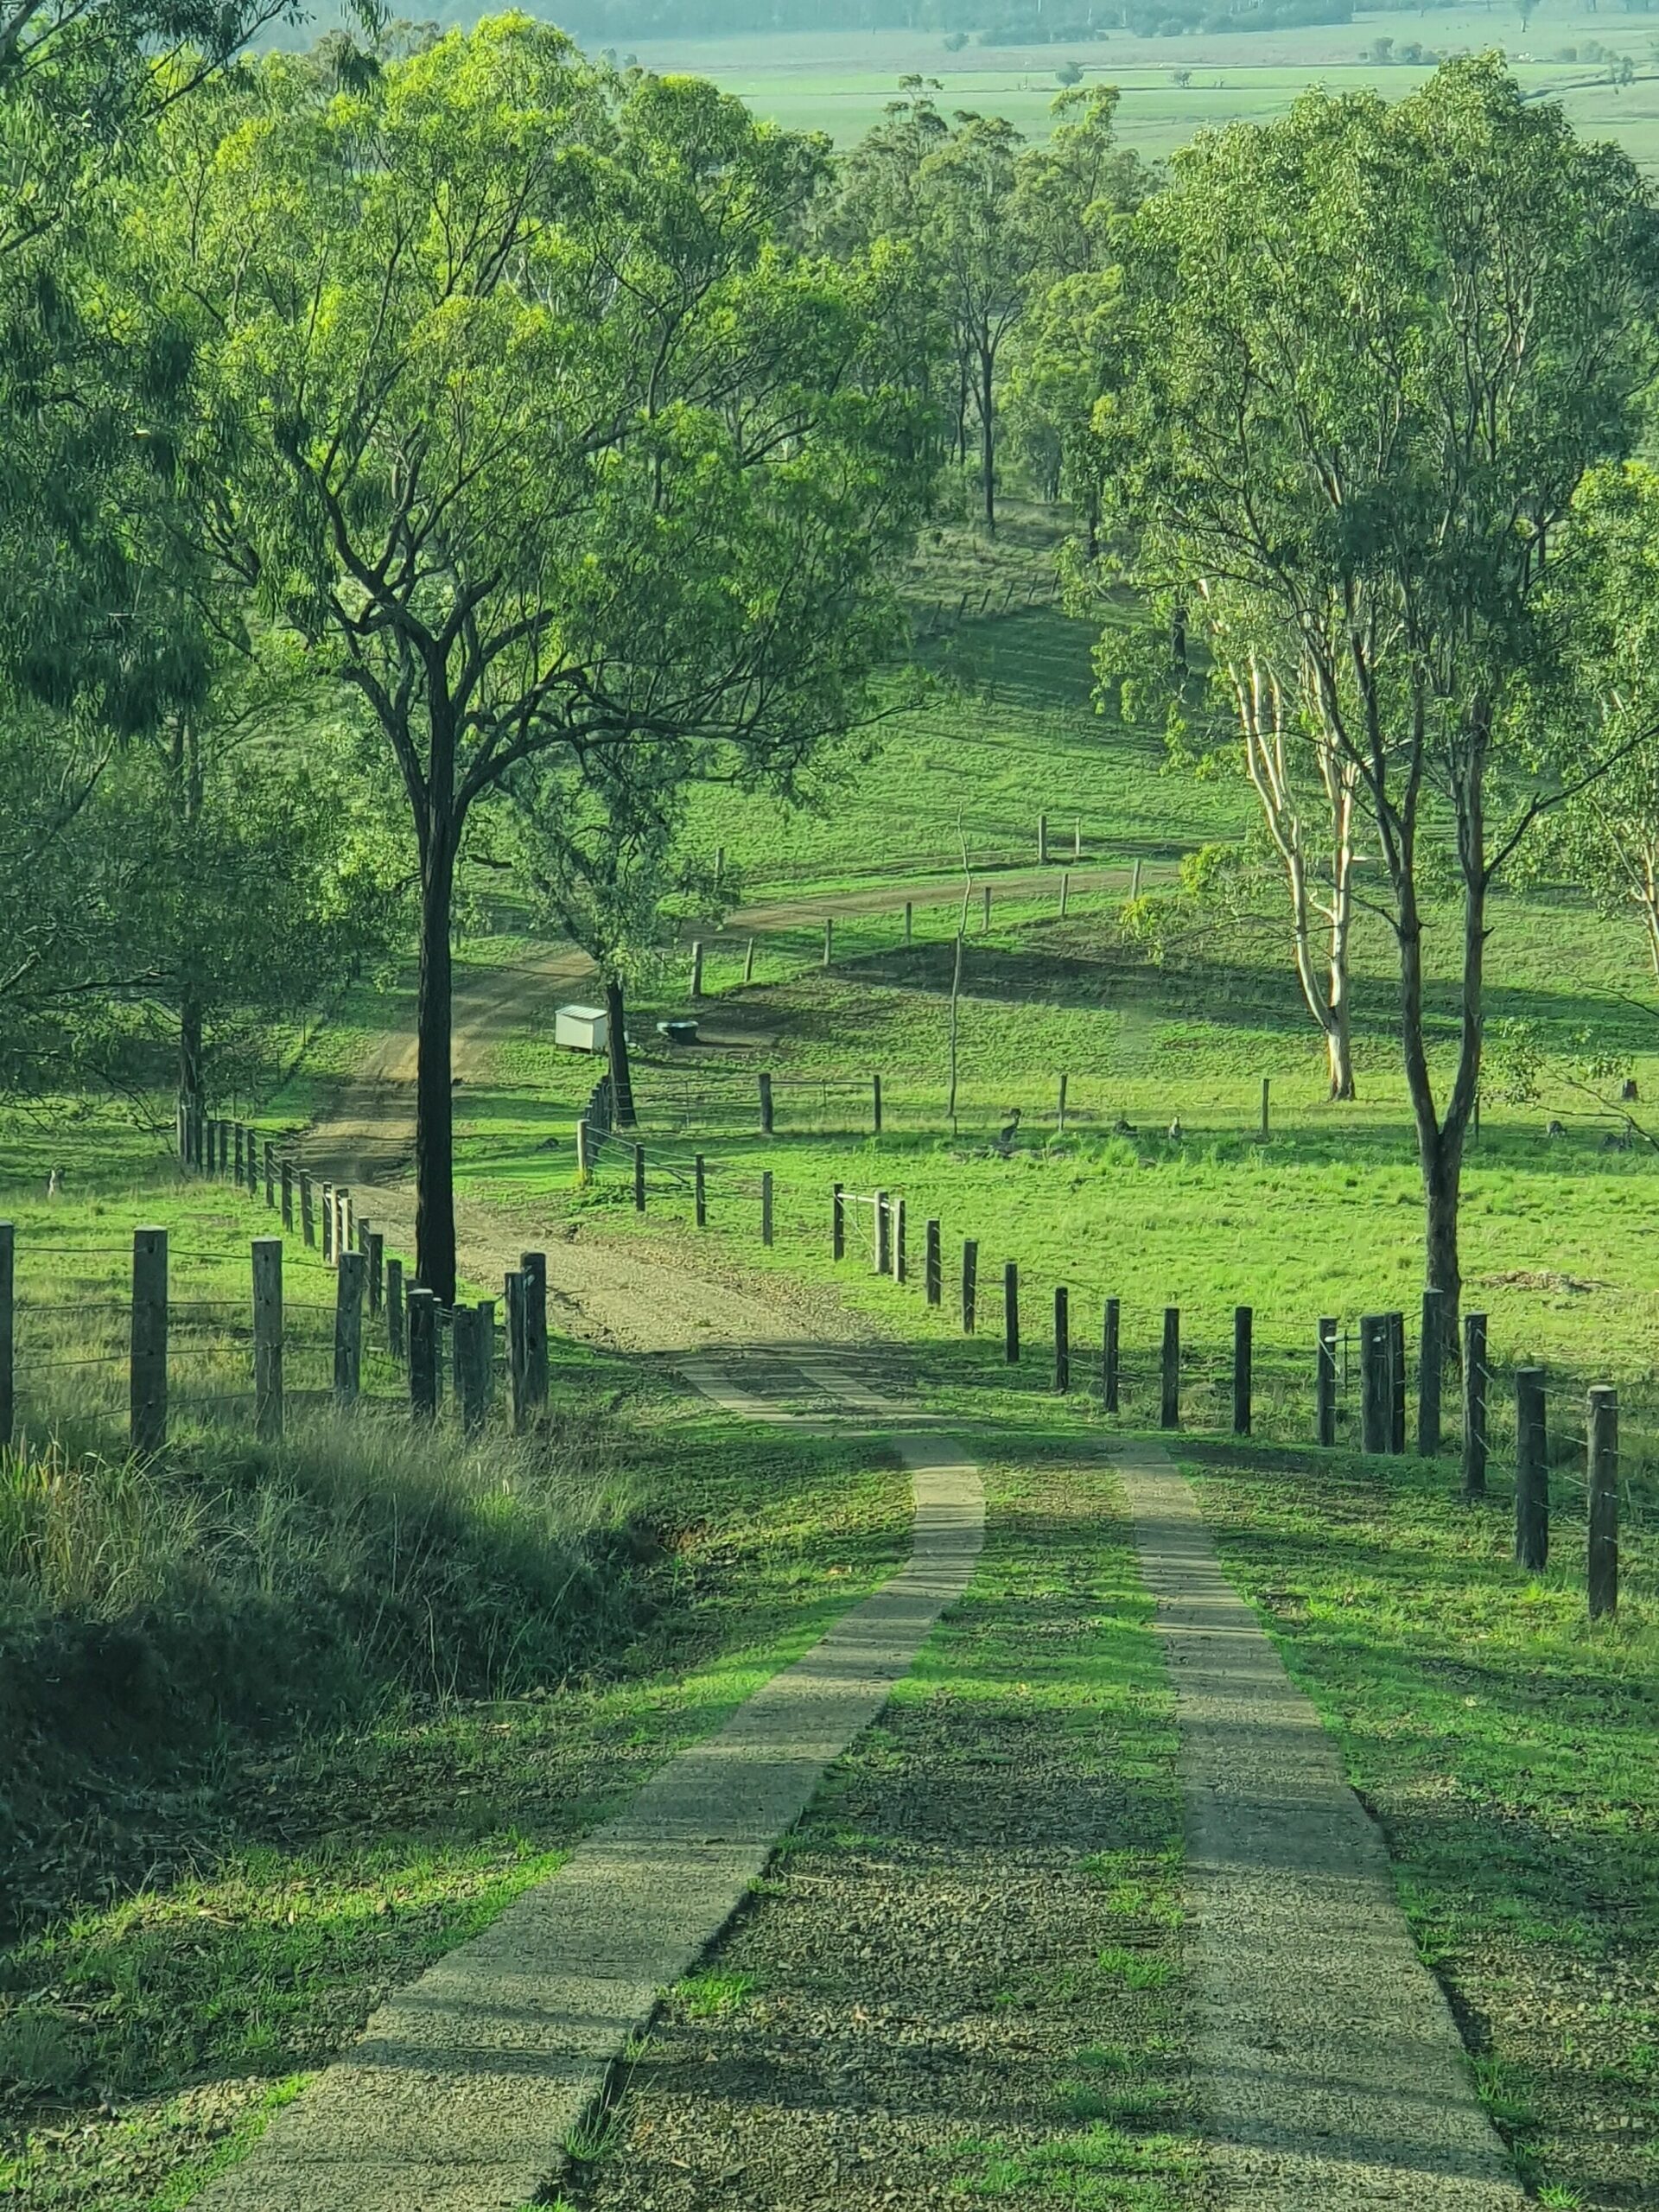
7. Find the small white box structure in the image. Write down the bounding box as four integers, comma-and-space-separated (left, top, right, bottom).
554, 1003, 608, 1053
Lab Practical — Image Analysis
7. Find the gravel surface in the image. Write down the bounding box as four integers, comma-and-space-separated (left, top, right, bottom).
569, 1456, 1199, 2212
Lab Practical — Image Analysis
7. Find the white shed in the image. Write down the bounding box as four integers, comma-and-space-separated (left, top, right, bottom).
554, 1003, 608, 1053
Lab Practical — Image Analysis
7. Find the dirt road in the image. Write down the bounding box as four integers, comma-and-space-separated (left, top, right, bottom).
293, 865, 1128, 1344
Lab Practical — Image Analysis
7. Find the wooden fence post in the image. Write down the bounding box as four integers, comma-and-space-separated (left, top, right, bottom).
321, 1182, 334, 1263
690, 940, 705, 999
300, 1172, 315, 1248
1359, 1314, 1389, 1452
408, 1287, 438, 1421
1515, 1367, 1548, 1571
1073, 818, 1082, 863
1317, 1317, 1338, 1446
1057, 1072, 1068, 1135
1160, 1306, 1180, 1429
1419, 1287, 1444, 1457
1004, 1262, 1020, 1363
233, 1124, 245, 1185
832, 1184, 844, 1261
904, 901, 913, 944
1038, 811, 1049, 864
252, 1236, 283, 1442
633, 1143, 645, 1212
759, 1072, 773, 1134
872, 1073, 882, 1134
0, 1222, 13, 1446
454, 1307, 486, 1436
1588, 1384, 1619, 1620
366, 1229, 384, 1318
263, 1141, 276, 1209
1462, 1312, 1489, 1498
334, 1250, 365, 1403
387, 1258, 405, 1362
1129, 857, 1142, 903
823, 917, 834, 967
925, 1218, 941, 1306
130, 1227, 168, 1456
281, 1160, 295, 1233
575, 1120, 592, 1183
505, 1271, 528, 1433
694, 1155, 707, 1228
477, 1300, 496, 1412
1389, 1310, 1407, 1453
982, 883, 991, 931
1260, 1077, 1270, 1141
1103, 1297, 1120, 1414
1054, 1286, 1069, 1393
1058, 871, 1070, 920
520, 1250, 548, 1413
741, 937, 755, 984
893, 1198, 906, 1282
874, 1190, 890, 1274
1233, 1306, 1252, 1437
962, 1240, 977, 1334
761, 1171, 774, 1249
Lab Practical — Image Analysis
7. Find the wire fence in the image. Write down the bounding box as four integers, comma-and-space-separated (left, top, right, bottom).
3, 1112, 566, 1454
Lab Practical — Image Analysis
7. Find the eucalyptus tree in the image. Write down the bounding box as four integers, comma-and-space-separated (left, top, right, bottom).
0, 0, 307, 722
155, 24, 938, 1299
1093, 61, 1657, 1337
1529, 465, 1659, 980
503, 748, 719, 1129
1006, 84, 1143, 543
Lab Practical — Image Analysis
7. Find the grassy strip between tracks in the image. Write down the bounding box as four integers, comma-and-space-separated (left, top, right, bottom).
559, 1443, 1201, 2212
1185, 1438, 1659, 2212
0, 1382, 910, 2212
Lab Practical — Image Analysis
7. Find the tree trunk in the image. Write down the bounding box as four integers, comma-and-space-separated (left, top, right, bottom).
1325, 789, 1357, 1100
606, 972, 636, 1128
177, 993, 205, 1130
1395, 861, 1481, 1360
979, 346, 995, 533
415, 830, 458, 1305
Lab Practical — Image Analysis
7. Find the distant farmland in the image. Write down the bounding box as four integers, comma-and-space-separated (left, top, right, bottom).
628, 11, 1659, 167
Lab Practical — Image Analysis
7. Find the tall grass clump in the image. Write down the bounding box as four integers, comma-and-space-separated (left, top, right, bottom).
0, 1407, 655, 1936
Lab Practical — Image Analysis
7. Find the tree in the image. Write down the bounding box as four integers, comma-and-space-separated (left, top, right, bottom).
1006, 86, 1142, 538
156, 24, 938, 1300
1529, 465, 1659, 979
0, 0, 314, 720
1093, 62, 1658, 1341
141, 639, 403, 1121
503, 751, 720, 1128
919, 113, 1033, 531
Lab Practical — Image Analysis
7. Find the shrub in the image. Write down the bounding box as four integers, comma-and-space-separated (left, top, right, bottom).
0, 1409, 652, 1936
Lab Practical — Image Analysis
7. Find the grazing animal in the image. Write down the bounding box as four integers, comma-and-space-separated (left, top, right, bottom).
1623, 1077, 1640, 1103
1166, 1116, 1183, 1143
1113, 1116, 1136, 1136
995, 1106, 1022, 1155
1602, 1128, 1634, 1152
1547, 1119, 1566, 1140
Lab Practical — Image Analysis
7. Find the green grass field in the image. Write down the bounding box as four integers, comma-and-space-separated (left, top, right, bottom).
621, 14, 1659, 169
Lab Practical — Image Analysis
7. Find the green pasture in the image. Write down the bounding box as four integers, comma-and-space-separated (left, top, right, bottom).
681, 601, 1249, 893
626, 15, 1659, 168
